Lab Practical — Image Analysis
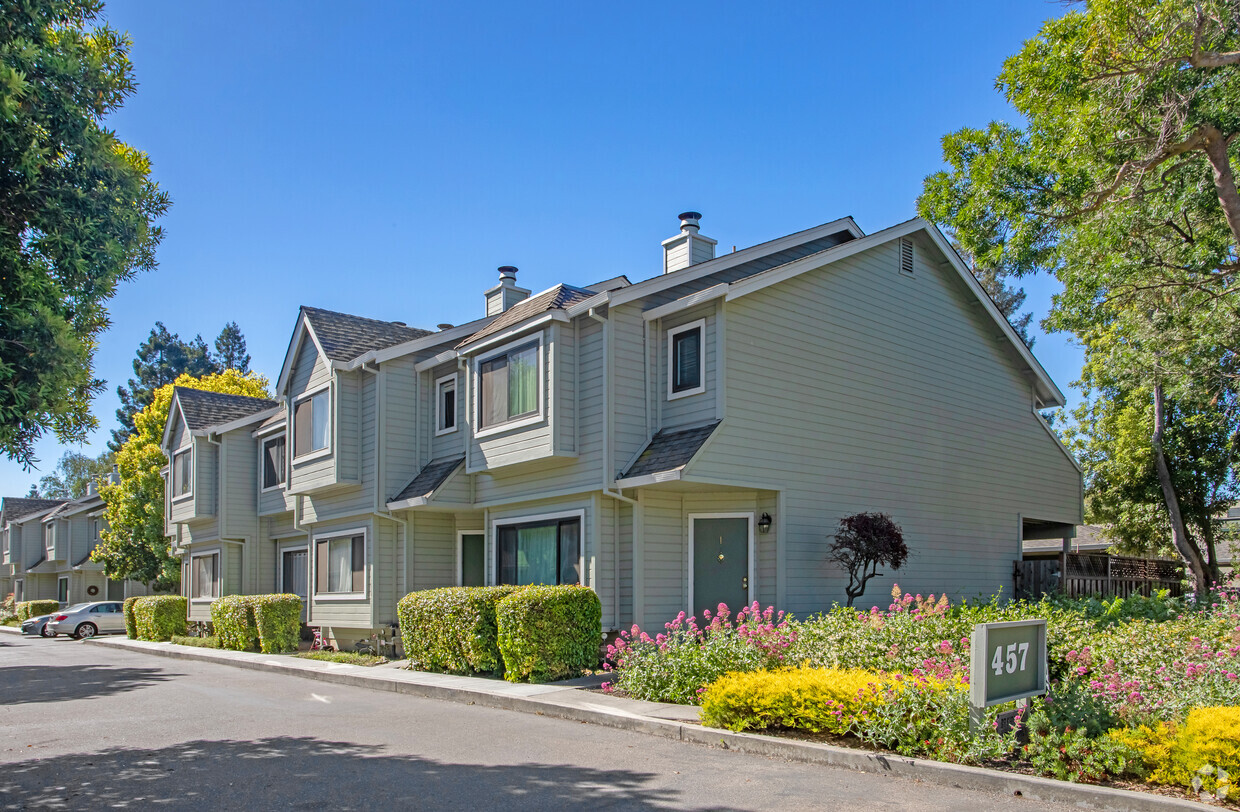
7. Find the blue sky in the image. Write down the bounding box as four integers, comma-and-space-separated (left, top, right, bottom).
3, 1, 1078, 494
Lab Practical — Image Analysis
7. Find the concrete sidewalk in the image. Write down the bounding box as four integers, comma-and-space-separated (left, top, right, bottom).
77, 634, 1209, 812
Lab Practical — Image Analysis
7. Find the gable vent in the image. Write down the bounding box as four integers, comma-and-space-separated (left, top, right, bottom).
899, 237, 915, 275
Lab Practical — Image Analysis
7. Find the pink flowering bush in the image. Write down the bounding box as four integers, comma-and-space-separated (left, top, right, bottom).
603, 602, 795, 704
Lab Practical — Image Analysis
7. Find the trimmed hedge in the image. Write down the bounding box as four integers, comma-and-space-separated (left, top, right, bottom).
170, 635, 221, 649
496, 585, 602, 683
398, 586, 524, 674
123, 597, 139, 638
211, 594, 302, 653
16, 600, 60, 621
132, 595, 187, 641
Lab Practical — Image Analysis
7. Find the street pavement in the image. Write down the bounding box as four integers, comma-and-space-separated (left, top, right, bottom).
0, 632, 1083, 811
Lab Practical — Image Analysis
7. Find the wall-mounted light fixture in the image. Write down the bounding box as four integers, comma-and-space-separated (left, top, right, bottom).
757, 512, 772, 534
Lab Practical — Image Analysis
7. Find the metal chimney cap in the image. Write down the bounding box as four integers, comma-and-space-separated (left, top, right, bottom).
678, 211, 702, 222
678, 212, 702, 233
437, 323, 455, 330
498, 265, 518, 279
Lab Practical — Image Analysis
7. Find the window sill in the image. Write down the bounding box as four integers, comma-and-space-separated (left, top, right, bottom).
434, 425, 459, 437
189, 598, 217, 604
668, 385, 706, 401
259, 484, 286, 494
171, 493, 194, 504
313, 593, 368, 602
475, 412, 544, 439
292, 448, 332, 465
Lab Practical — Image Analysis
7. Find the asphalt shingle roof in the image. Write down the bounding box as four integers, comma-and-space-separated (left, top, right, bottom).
621, 421, 720, 480
458, 285, 596, 348
175, 387, 279, 431
0, 498, 68, 525
391, 455, 465, 503
302, 306, 433, 362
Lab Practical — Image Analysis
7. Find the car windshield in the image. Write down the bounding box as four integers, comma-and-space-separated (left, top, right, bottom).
62, 604, 90, 612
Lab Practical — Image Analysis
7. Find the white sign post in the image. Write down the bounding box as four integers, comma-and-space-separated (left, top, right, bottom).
969, 618, 1048, 730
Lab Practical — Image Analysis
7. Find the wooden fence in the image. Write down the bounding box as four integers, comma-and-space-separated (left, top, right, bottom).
1014, 553, 1184, 600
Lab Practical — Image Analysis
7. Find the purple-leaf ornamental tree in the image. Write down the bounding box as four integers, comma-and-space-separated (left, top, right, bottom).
828, 512, 909, 607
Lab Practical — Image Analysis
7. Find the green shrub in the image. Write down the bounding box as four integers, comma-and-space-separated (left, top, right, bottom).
295, 651, 386, 667
1023, 705, 1144, 783
132, 595, 187, 641
496, 585, 601, 683
170, 635, 221, 649
398, 586, 524, 674
211, 595, 259, 651
249, 594, 301, 653
122, 596, 139, 638
16, 599, 59, 621
700, 666, 884, 734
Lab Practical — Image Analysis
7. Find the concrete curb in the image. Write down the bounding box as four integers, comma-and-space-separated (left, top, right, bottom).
87, 636, 1211, 812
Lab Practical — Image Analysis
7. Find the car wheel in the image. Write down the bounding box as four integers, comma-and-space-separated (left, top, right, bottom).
75, 623, 97, 639
40, 625, 54, 638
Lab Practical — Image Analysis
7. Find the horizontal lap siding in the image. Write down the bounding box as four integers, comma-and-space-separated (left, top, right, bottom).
168, 420, 196, 524
384, 358, 419, 502
223, 431, 258, 539
611, 305, 648, 476
428, 360, 464, 462
640, 491, 684, 627
659, 303, 717, 429
375, 519, 397, 625
194, 435, 217, 518
309, 518, 375, 629
691, 238, 1082, 613
410, 511, 455, 590
289, 340, 336, 493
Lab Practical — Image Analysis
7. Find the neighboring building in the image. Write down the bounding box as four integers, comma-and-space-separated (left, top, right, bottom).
1, 489, 149, 606
162, 212, 1083, 646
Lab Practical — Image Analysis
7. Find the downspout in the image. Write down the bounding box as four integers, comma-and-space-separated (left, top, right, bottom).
206, 433, 236, 594
362, 361, 409, 610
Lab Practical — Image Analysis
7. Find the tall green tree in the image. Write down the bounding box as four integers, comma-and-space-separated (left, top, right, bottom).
213, 321, 250, 373
917, 0, 1240, 593
95, 369, 269, 590
30, 449, 114, 499
112, 322, 219, 450
0, 0, 169, 469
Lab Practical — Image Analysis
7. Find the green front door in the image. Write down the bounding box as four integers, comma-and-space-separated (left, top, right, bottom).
692, 517, 749, 619
460, 534, 485, 586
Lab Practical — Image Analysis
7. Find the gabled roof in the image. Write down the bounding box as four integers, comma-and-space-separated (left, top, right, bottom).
458, 284, 596, 349
301, 306, 433, 362
0, 498, 68, 526
388, 455, 465, 508
174, 387, 280, 432
619, 421, 721, 482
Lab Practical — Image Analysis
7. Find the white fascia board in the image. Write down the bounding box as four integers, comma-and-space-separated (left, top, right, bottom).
201, 405, 283, 437
564, 291, 610, 318
642, 283, 729, 322
605, 216, 864, 309
724, 218, 1066, 408
159, 395, 188, 455
251, 419, 287, 439
275, 313, 328, 396
385, 496, 429, 511
414, 349, 458, 373
456, 311, 568, 356
613, 469, 684, 489
348, 320, 489, 368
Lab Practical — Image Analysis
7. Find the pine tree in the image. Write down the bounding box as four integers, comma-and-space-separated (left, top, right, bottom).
112, 322, 221, 450
214, 321, 251, 373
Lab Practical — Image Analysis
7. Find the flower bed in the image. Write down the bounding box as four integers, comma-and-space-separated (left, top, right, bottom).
604, 585, 1240, 802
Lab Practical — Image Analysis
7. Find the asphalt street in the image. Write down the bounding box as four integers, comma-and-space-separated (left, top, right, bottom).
0, 632, 1082, 811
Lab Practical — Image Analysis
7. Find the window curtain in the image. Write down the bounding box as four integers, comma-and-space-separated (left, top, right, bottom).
480, 356, 508, 428
516, 524, 557, 585
507, 344, 537, 418
194, 555, 216, 599
328, 539, 352, 592
558, 521, 581, 585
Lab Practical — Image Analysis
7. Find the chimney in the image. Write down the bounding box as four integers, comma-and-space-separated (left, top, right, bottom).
484, 266, 531, 316
662, 211, 717, 274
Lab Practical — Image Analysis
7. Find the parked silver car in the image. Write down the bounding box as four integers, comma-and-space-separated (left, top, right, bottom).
21, 614, 57, 637
46, 601, 126, 639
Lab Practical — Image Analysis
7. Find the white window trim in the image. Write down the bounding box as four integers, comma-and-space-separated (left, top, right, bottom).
435, 372, 459, 436
57, 575, 69, 605
312, 526, 368, 601
259, 433, 288, 493
14, 579, 23, 602
276, 542, 309, 593
473, 333, 545, 439
456, 530, 485, 587
189, 550, 221, 604
292, 385, 332, 463
488, 508, 586, 587
44, 523, 55, 555
171, 445, 194, 504
686, 513, 755, 618
667, 318, 707, 401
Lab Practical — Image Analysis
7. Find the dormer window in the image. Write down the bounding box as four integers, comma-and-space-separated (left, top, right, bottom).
44, 523, 54, 549
262, 435, 287, 490
172, 448, 193, 498
477, 336, 542, 434
668, 319, 706, 399
294, 389, 330, 458
436, 373, 458, 435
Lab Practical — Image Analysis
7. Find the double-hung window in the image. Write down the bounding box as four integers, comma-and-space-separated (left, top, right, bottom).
478, 339, 540, 431
667, 319, 705, 399
294, 390, 330, 457
315, 533, 364, 595
172, 448, 193, 498
262, 435, 287, 490
192, 552, 219, 601
436, 374, 457, 435
496, 516, 581, 586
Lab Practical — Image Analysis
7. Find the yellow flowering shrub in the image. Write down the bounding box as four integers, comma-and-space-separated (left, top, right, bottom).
1113, 707, 1240, 796
699, 666, 884, 734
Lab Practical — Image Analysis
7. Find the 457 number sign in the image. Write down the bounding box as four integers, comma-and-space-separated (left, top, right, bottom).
970, 619, 1047, 709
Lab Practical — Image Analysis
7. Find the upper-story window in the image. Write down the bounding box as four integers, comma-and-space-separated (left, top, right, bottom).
477, 337, 541, 433
44, 523, 54, 549
294, 389, 330, 458
262, 435, 287, 490
436, 373, 458, 435
668, 319, 706, 399
172, 448, 193, 498
91, 519, 100, 543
